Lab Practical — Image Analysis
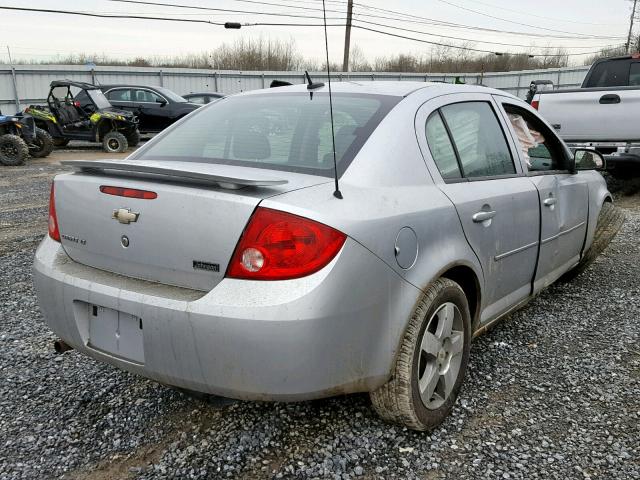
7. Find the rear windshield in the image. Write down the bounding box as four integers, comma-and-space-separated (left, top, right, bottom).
583, 59, 632, 88
135, 92, 399, 177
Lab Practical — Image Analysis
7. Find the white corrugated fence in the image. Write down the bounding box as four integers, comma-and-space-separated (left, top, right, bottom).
0, 63, 591, 113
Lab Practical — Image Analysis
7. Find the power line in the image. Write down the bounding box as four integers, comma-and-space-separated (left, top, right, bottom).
0, 5, 226, 25
351, 24, 615, 57
354, 18, 621, 50
108, 0, 345, 21
453, 0, 621, 26
352, 2, 626, 40
110, 0, 627, 40
0, 5, 617, 58
436, 0, 622, 38
109, 0, 625, 48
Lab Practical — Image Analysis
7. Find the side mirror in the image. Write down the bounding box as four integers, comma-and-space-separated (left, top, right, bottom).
156, 99, 167, 106
574, 148, 605, 171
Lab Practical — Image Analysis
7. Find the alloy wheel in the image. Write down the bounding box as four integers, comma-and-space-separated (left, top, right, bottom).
417, 302, 464, 409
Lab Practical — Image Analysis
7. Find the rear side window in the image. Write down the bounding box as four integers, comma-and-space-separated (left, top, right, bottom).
425, 112, 461, 179
107, 89, 131, 102
630, 63, 640, 86
134, 89, 164, 103
584, 59, 631, 88
136, 93, 399, 177
439, 102, 515, 178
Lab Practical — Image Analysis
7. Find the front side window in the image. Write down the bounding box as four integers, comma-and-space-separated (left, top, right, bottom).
440, 102, 515, 178
425, 112, 461, 179
135, 93, 399, 177
503, 103, 568, 172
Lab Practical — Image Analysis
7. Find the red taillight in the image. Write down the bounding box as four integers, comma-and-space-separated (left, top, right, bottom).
48, 182, 60, 242
226, 207, 346, 280
100, 185, 157, 199
531, 100, 539, 110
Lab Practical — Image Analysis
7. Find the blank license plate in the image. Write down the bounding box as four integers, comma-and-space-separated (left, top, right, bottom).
87, 304, 144, 364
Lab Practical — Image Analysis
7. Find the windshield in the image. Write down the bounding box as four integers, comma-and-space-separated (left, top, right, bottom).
155, 87, 188, 103
135, 92, 399, 177
87, 89, 112, 109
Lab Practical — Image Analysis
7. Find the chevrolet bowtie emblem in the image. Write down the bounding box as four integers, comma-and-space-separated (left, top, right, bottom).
112, 208, 139, 224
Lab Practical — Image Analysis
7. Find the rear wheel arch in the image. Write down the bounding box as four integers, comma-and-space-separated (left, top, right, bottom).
440, 264, 481, 330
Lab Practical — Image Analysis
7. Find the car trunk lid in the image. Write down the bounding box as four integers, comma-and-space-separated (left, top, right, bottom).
55, 160, 328, 291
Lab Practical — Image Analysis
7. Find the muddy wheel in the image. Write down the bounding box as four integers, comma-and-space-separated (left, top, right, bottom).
102, 131, 128, 154
29, 128, 54, 158
53, 138, 70, 147
561, 202, 625, 281
126, 129, 141, 148
370, 278, 471, 431
0, 134, 29, 166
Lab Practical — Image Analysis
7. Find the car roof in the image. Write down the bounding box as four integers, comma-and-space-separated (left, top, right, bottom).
238, 80, 514, 99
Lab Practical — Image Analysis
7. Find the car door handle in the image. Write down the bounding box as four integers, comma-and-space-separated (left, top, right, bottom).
543, 197, 557, 207
599, 94, 620, 104
472, 210, 496, 222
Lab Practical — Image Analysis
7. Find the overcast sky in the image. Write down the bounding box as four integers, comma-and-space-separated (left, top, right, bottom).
0, 0, 634, 65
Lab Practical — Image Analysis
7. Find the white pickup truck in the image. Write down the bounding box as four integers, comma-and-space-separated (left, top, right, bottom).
532, 54, 640, 175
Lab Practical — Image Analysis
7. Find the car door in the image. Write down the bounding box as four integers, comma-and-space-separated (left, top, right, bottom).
132, 88, 170, 132
496, 97, 589, 291
416, 93, 540, 324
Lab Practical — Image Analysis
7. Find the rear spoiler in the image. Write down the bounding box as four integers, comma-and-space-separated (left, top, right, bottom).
61, 160, 289, 190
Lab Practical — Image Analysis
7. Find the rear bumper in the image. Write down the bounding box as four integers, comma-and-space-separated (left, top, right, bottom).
33, 236, 420, 401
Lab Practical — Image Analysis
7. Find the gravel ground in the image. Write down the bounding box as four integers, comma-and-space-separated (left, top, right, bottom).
1, 152, 639, 480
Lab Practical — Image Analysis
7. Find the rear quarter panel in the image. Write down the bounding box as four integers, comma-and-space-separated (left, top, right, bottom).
263, 91, 484, 316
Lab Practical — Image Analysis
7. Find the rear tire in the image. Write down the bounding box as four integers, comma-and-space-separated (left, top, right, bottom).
29, 128, 54, 158
370, 278, 471, 431
102, 131, 128, 153
126, 129, 141, 148
0, 134, 29, 166
561, 202, 625, 281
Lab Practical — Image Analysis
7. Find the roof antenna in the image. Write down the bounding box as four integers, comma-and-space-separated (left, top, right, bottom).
305, 71, 324, 90
321, 0, 343, 199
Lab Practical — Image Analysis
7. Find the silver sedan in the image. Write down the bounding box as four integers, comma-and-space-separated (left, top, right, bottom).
34, 81, 622, 430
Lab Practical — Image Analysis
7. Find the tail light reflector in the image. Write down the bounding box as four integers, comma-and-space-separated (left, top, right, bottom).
531, 100, 539, 110
48, 182, 60, 242
100, 185, 157, 199
226, 207, 346, 280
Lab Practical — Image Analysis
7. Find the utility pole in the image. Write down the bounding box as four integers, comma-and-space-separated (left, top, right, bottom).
627, 0, 638, 53
6, 45, 21, 111
342, 0, 353, 72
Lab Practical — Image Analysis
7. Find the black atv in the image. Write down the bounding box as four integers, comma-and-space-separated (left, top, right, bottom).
25, 80, 140, 153
0, 110, 52, 166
